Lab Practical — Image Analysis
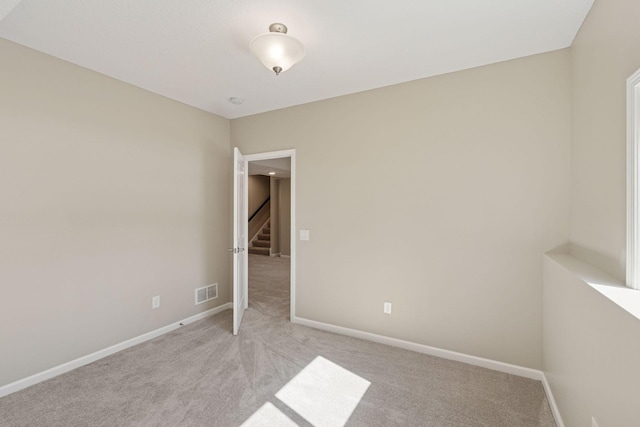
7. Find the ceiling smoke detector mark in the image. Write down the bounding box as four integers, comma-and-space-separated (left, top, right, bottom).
195, 283, 218, 305
229, 97, 243, 105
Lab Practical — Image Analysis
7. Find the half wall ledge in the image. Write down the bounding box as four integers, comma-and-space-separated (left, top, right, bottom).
544, 252, 640, 322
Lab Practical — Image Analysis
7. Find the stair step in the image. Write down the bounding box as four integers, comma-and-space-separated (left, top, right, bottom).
253, 240, 270, 247
263, 228, 270, 234
258, 233, 270, 241
248, 247, 269, 255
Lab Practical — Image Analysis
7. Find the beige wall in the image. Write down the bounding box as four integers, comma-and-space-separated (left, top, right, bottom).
544, 254, 640, 427
270, 177, 280, 253
278, 179, 291, 257
232, 50, 571, 369
0, 39, 231, 387
543, 0, 640, 425
248, 175, 271, 240
569, 0, 640, 279
248, 175, 270, 217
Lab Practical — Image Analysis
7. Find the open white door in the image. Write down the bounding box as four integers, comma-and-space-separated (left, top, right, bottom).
232, 147, 248, 335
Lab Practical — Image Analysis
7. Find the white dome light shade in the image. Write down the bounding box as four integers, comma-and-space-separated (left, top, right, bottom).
250, 24, 305, 75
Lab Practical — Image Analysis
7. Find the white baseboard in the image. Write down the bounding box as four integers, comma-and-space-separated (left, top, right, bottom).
292, 316, 540, 378
1, 307, 564, 427
541, 372, 565, 427
292, 315, 564, 426
0, 303, 232, 399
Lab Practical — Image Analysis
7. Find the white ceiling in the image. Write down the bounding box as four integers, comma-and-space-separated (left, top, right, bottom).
0, 0, 594, 119
249, 158, 291, 178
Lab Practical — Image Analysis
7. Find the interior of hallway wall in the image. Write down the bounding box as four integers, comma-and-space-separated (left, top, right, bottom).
0, 39, 231, 388
265, 177, 291, 256
270, 177, 280, 254
247, 175, 270, 217
543, 0, 640, 425
248, 174, 271, 241
232, 49, 572, 369
278, 179, 291, 256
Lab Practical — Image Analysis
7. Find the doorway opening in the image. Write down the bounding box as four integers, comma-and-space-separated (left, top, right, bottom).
234, 149, 296, 333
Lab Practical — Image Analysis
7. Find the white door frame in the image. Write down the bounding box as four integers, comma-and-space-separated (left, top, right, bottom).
232, 148, 248, 335
244, 149, 296, 321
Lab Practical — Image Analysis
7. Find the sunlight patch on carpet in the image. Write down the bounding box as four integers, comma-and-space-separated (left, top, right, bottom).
240, 402, 298, 427
275, 356, 371, 427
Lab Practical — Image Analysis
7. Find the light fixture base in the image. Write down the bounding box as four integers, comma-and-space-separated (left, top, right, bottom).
268, 23, 288, 34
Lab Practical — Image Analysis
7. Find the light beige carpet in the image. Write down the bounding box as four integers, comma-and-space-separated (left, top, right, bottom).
0, 255, 556, 426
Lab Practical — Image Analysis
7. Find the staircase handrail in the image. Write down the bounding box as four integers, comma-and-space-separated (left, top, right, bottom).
249, 196, 270, 223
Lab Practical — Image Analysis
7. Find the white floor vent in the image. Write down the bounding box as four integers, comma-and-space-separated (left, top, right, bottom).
195, 283, 218, 305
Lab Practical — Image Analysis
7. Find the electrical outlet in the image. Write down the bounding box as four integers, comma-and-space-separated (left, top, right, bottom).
384, 302, 392, 314
152, 295, 160, 309
592, 417, 600, 427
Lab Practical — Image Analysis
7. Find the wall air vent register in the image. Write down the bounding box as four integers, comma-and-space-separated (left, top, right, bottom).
195, 284, 218, 305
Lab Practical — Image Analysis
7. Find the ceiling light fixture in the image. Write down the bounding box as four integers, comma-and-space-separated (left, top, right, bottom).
249, 23, 305, 76
268, 171, 276, 175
